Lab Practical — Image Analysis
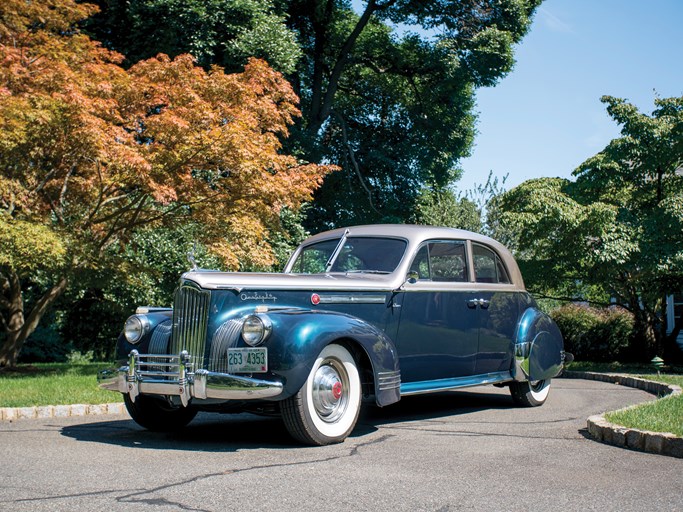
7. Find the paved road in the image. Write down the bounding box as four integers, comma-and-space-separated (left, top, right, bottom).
1, 378, 682, 512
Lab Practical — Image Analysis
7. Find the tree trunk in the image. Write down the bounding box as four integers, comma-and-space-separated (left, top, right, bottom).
626, 291, 658, 361
0, 330, 22, 368
0, 270, 69, 368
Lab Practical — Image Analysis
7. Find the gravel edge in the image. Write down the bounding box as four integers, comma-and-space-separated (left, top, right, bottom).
563, 371, 683, 458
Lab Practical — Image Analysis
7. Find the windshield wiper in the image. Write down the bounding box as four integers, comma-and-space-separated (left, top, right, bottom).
324, 229, 349, 272
344, 270, 390, 274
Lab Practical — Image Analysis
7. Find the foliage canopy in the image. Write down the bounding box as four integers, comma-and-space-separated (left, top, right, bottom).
85, 0, 543, 230
492, 95, 683, 359
0, 0, 330, 366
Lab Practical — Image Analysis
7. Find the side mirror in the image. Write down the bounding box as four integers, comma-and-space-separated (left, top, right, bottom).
406, 271, 419, 285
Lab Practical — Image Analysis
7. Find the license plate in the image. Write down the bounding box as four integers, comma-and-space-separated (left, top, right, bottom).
228, 348, 268, 373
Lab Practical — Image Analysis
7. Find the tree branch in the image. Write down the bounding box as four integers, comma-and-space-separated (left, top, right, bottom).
31, 168, 58, 196
309, 0, 398, 134
331, 111, 380, 214
59, 165, 75, 210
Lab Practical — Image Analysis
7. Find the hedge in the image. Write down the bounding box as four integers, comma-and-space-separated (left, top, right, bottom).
550, 303, 634, 362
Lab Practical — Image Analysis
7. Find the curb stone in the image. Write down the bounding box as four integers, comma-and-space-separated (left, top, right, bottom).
563, 371, 682, 458
0, 402, 125, 422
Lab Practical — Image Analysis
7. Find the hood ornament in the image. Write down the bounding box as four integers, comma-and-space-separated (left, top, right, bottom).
187, 244, 199, 272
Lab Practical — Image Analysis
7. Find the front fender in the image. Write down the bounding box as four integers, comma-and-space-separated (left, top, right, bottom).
513, 308, 564, 382
266, 310, 400, 407
116, 310, 173, 360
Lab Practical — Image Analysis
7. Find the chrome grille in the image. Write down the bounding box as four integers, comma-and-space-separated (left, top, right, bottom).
148, 320, 173, 373
170, 283, 210, 370
208, 319, 243, 373
149, 320, 172, 354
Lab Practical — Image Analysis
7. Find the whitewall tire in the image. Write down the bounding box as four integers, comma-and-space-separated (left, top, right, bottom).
282, 344, 362, 445
510, 379, 551, 407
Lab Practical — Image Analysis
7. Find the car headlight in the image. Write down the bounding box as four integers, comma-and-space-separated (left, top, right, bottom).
124, 315, 150, 344
241, 314, 272, 346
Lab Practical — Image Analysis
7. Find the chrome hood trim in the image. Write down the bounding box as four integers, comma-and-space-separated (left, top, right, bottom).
180, 271, 401, 292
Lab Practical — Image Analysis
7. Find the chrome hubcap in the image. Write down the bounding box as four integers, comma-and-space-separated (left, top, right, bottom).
311, 361, 348, 423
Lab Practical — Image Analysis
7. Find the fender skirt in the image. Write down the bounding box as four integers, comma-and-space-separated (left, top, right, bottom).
513, 308, 565, 382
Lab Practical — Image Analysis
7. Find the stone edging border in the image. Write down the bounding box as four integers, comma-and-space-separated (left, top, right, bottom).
1, 402, 125, 422
563, 371, 683, 458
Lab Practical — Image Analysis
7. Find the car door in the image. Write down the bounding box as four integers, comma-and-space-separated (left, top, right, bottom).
470, 243, 520, 375
394, 240, 479, 383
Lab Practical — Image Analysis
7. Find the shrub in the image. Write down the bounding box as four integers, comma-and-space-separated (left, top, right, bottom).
60, 288, 124, 361
19, 324, 73, 363
550, 303, 634, 362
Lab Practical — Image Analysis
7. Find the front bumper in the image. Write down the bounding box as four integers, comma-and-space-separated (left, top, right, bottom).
98, 350, 284, 406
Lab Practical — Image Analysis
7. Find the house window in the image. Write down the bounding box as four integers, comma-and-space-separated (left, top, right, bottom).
667, 293, 683, 334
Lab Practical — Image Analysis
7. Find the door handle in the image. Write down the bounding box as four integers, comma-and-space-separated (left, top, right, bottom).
466, 298, 490, 309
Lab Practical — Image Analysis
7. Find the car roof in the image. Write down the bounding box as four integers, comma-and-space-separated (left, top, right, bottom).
302, 224, 506, 252
298, 224, 525, 289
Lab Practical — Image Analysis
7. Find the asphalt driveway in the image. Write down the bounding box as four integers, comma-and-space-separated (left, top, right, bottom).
1, 378, 682, 511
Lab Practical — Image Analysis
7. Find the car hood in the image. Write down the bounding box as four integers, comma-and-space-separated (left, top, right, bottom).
180, 271, 402, 292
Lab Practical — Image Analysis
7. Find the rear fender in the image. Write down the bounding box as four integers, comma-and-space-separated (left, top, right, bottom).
513, 308, 564, 382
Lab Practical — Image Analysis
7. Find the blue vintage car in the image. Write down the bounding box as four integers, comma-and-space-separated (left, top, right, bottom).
99, 225, 568, 445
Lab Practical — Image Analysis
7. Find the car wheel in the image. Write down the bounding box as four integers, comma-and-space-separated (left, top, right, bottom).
509, 379, 551, 407
281, 344, 362, 445
123, 394, 197, 431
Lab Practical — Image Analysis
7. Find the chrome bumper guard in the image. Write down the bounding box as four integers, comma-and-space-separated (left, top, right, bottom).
98, 350, 283, 406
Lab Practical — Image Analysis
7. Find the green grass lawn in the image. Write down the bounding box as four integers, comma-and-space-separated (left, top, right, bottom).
567, 362, 683, 437
0, 363, 123, 408
604, 375, 683, 437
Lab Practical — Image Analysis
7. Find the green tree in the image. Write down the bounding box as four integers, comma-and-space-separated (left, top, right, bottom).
56, 223, 222, 360
411, 171, 508, 233
290, 0, 542, 229
412, 187, 481, 232
85, 0, 301, 73
492, 96, 683, 361
86, 0, 543, 229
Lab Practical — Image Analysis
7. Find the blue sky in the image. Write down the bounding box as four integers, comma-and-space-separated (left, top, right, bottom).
457, 0, 683, 193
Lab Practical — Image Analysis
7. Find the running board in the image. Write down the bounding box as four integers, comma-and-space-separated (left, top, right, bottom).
400, 371, 513, 396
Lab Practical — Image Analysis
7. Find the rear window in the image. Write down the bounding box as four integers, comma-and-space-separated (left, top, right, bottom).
473, 244, 510, 284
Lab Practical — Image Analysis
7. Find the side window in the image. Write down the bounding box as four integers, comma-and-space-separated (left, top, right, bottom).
409, 245, 430, 279
410, 241, 467, 282
473, 244, 510, 284
292, 239, 338, 273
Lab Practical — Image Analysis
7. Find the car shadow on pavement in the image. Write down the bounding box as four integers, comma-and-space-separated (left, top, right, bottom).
352, 387, 516, 437
60, 387, 516, 451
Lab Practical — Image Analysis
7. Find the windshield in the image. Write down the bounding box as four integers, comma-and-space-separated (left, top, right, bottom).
288, 237, 407, 274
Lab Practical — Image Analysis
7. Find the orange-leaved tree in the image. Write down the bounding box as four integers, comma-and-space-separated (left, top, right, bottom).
0, 0, 332, 366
